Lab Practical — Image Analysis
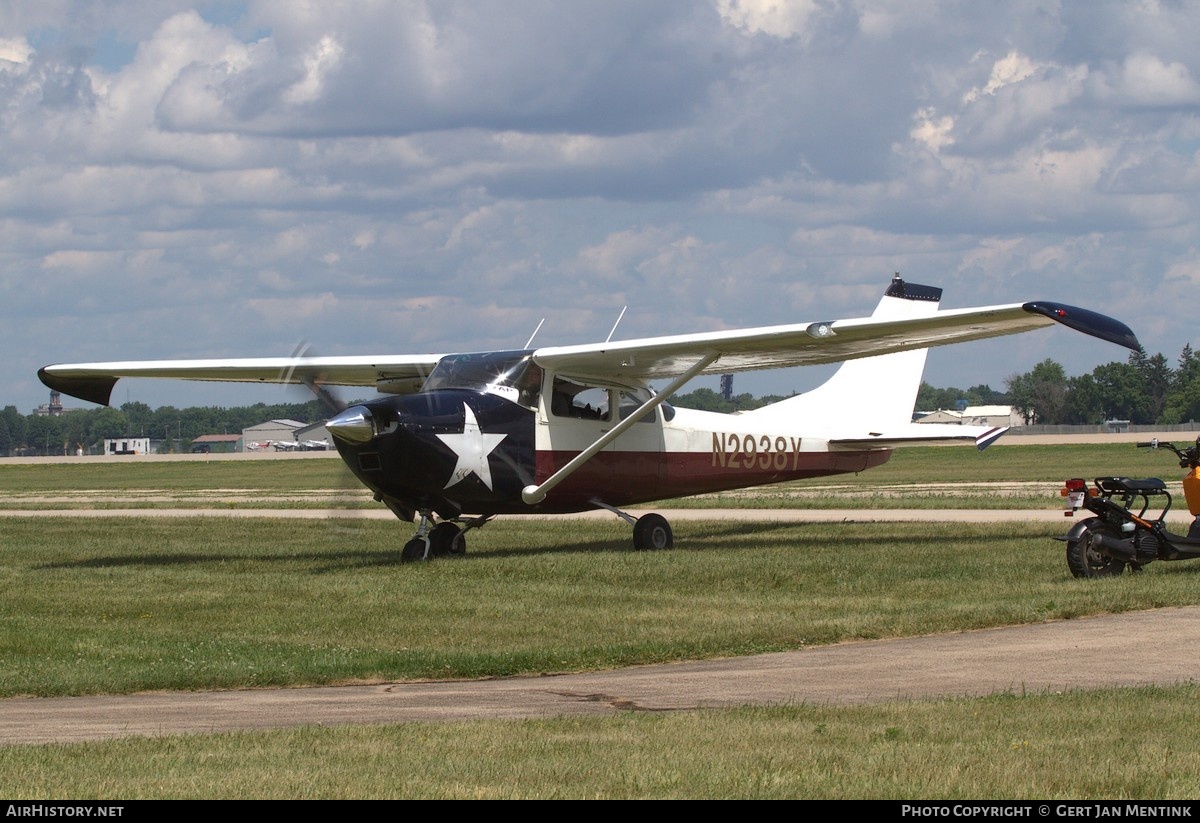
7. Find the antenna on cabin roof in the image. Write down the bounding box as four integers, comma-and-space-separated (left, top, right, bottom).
524, 318, 545, 349
606, 306, 628, 343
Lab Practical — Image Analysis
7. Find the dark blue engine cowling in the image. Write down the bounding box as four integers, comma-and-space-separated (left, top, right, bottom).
327, 389, 536, 521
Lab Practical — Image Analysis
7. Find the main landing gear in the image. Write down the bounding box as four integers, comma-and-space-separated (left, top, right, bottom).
400, 512, 491, 563
591, 500, 674, 551
632, 513, 673, 550
399, 506, 673, 561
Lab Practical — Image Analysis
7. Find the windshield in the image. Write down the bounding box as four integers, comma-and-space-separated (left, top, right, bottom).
422, 350, 542, 408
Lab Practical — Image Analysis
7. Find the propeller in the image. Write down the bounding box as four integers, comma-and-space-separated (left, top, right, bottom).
280, 341, 348, 418
270, 341, 374, 533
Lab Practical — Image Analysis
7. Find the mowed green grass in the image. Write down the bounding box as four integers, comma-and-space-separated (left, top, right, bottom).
4, 443, 1200, 798
6, 689, 1200, 799
7, 515, 1200, 699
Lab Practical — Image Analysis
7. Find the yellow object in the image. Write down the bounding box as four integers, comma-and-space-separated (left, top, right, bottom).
1183, 466, 1200, 516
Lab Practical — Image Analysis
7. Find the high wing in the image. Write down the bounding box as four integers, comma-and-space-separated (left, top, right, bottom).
39, 286, 1137, 408
530, 297, 1138, 385
38, 354, 443, 407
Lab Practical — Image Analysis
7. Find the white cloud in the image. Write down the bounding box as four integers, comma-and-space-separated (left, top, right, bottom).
715, 0, 821, 39
3, 1, 1200, 411
963, 51, 1042, 103
0, 37, 33, 67
1096, 53, 1200, 107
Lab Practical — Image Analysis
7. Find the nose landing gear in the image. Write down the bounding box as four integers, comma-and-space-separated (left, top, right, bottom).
400, 512, 490, 562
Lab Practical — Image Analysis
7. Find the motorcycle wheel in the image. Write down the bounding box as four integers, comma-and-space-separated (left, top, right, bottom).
1066, 519, 1127, 579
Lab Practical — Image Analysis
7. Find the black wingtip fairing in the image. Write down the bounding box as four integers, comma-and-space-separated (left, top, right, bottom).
38, 367, 118, 407
1022, 302, 1140, 351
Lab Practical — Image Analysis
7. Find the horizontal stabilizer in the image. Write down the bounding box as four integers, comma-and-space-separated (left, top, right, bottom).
829, 424, 1010, 451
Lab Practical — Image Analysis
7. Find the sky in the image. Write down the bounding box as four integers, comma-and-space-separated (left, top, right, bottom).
2, 0, 1199, 414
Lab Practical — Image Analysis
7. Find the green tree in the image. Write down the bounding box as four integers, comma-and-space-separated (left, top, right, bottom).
90, 407, 130, 443
1137, 351, 1171, 423
966, 384, 1008, 405
2, 406, 26, 451
674, 388, 768, 413
1062, 374, 1106, 424
1162, 345, 1200, 424
24, 414, 64, 456
915, 382, 967, 411
120, 401, 155, 437
1006, 359, 1067, 424
1089, 361, 1146, 423
61, 410, 92, 454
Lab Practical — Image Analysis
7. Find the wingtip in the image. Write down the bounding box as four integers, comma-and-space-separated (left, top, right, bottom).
1022, 301, 1140, 351
38, 366, 117, 407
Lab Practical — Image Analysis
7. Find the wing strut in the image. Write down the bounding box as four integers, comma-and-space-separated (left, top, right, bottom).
522, 351, 720, 505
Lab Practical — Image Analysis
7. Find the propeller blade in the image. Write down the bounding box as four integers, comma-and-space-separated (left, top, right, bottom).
280, 342, 347, 416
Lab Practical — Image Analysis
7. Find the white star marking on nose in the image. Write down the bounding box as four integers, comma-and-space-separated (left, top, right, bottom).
436, 404, 507, 490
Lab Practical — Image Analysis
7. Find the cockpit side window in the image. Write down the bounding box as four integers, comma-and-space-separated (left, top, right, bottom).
509, 361, 543, 409
618, 389, 657, 424
550, 377, 611, 421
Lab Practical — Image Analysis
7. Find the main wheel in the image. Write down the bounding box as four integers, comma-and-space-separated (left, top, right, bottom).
633, 513, 673, 550
1066, 519, 1127, 578
400, 537, 428, 563
429, 522, 466, 557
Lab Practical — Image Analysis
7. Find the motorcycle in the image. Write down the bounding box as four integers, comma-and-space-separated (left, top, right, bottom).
1058, 437, 1200, 577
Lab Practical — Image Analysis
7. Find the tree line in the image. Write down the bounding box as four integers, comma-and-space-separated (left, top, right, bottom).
4, 345, 1197, 456
922, 346, 1200, 425
660, 345, 1200, 427
0, 399, 328, 457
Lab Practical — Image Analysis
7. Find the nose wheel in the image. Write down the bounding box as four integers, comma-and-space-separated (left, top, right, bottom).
400, 512, 488, 562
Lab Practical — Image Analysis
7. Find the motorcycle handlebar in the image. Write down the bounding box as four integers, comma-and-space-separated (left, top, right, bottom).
1129, 437, 1200, 470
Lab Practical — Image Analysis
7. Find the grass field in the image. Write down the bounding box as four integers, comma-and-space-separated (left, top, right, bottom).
2, 443, 1199, 798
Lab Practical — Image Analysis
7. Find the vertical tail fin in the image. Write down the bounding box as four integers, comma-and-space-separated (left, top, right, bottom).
745, 277, 941, 438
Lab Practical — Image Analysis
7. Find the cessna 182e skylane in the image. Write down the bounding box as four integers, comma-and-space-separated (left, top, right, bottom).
40, 275, 1138, 560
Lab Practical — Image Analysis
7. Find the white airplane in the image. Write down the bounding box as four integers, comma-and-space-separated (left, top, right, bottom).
40, 275, 1138, 560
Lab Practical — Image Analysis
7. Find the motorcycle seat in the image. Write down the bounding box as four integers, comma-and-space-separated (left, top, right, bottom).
1097, 476, 1167, 494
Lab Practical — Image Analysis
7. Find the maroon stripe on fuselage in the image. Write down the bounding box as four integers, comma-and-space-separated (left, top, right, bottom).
531, 448, 892, 512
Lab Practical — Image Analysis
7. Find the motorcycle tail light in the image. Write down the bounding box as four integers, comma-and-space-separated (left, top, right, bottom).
1061, 478, 1088, 515
1063, 478, 1087, 493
